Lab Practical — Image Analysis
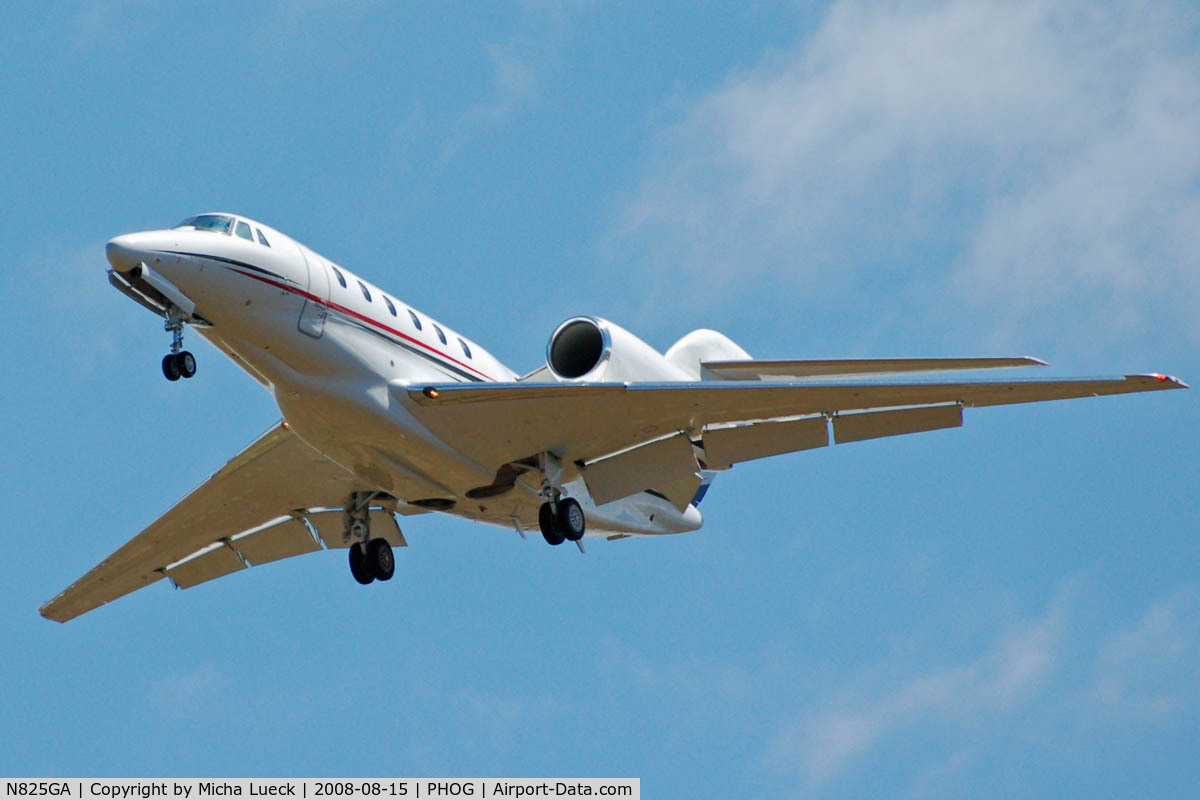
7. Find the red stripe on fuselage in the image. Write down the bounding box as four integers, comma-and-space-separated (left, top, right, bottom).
227, 267, 496, 381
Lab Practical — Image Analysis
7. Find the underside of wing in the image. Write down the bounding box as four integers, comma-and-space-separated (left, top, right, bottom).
40, 422, 396, 623
407, 374, 1187, 477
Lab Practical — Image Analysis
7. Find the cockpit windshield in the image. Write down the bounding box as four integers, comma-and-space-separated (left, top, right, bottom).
173, 214, 234, 234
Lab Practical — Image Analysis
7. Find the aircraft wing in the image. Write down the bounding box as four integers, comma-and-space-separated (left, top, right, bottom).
40, 422, 399, 623
406, 374, 1187, 474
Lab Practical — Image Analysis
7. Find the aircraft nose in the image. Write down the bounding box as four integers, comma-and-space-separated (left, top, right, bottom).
106, 235, 144, 273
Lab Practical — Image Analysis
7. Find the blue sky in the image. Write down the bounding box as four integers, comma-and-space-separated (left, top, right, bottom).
2, 1, 1197, 796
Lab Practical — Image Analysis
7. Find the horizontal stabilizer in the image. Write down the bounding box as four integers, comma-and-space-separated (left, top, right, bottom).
701, 357, 1047, 381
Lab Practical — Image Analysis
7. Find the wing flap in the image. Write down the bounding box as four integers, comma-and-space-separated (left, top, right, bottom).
833, 404, 963, 444
703, 416, 829, 469
232, 518, 322, 566
581, 434, 699, 506
308, 508, 408, 549
166, 544, 247, 590
655, 472, 705, 512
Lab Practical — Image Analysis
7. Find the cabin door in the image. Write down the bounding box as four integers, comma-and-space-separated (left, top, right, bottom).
298, 248, 330, 338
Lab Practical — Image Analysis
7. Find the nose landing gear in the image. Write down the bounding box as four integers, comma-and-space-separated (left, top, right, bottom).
161, 308, 196, 381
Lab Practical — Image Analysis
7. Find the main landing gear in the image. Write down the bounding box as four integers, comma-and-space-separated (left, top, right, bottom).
161, 308, 196, 381
161, 351, 196, 381
344, 491, 395, 585
349, 538, 395, 584
538, 497, 586, 546
532, 453, 586, 548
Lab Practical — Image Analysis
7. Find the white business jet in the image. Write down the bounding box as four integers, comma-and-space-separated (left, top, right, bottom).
40, 213, 1187, 622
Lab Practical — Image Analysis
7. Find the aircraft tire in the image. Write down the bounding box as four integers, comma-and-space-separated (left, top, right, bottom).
539, 503, 565, 546
558, 498, 586, 542
162, 354, 181, 381
177, 351, 197, 379
349, 542, 374, 584
368, 538, 395, 581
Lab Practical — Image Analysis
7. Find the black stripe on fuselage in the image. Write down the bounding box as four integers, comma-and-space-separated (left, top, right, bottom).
336, 314, 484, 383
202, 258, 488, 383
158, 250, 296, 285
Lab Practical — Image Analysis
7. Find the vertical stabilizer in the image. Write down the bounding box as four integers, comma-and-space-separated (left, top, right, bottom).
665, 329, 752, 379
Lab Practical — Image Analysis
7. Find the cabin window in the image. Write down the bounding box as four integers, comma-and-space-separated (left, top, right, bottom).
458, 338, 472, 358
256, 229, 271, 247
330, 265, 347, 288
407, 309, 422, 330
357, 280, 372, 302
434, 324, 447, 345
384, 296, 396, 316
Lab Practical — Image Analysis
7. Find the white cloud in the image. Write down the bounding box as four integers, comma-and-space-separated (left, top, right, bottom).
429, 9, 558, 164
9, 237, 127, 366
766, 590, 1066, 784
1091, 588, 1200, 717
482, 43, 539, 121
763, 582, 1200, 788
599, 634, 755, 703
66, 1, 159, 51
620, 0, 1200, 345
147, 663, 229, 714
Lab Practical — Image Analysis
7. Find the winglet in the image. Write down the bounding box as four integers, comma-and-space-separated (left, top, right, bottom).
1144, 373, 1189, 389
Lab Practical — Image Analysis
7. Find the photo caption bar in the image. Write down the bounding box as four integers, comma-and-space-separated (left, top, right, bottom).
1, 780, 638, 800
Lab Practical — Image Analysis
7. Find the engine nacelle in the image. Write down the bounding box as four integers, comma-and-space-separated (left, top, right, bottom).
546, 317, 697, 383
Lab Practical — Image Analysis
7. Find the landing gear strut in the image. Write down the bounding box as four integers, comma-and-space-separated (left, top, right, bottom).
538, 497, 586, 545
161, 308, 196, 381
344, 491, 395, 584
533, 453, 586, 547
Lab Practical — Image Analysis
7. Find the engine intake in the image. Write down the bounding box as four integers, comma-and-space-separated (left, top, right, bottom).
548, 318, 609, 378
545, 316, 696, 383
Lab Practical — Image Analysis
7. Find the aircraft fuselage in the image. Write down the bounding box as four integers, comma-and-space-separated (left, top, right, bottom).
105, 214, 704, 538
